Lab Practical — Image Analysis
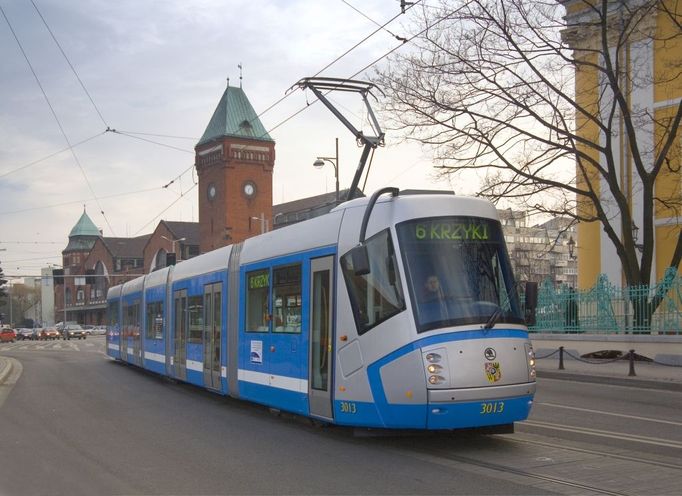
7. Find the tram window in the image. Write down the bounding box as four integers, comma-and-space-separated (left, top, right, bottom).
341, 229, 405, 335
145, 301, 163, 340
123, 300, 141, 338
246, 269, 270, 332
188, 295, 203, 343
107, 300, 120, 331
272, 264, 302, 333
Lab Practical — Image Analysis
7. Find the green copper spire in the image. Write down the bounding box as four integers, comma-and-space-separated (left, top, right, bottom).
68, 209, 100, 238
197, 85, 274, 146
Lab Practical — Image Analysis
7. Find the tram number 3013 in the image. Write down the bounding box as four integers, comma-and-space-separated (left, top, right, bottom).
480, 401, 505, 415
340, 401, 357, 414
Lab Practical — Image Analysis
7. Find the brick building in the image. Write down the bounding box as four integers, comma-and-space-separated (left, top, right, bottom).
52, 83, 276, 325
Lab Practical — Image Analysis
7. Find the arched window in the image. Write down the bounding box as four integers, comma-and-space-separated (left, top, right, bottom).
94, 261, 108, 299
65, 287, 72, 305
151, 248, 168, 272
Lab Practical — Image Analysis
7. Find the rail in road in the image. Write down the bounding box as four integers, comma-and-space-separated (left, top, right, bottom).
1, 337, 680, 495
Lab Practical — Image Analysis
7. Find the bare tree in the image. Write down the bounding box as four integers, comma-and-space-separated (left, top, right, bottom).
375, 0, 681, 326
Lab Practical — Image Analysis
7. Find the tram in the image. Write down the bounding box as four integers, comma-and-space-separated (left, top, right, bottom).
106, 189, 536, 431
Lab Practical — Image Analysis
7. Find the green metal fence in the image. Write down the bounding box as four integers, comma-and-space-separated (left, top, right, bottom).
526, 268, 682, 334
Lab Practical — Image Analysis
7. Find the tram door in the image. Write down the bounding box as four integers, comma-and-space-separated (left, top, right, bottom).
203, 283, 222, 390
308, 256, 334, 420
173, 289, 187, 380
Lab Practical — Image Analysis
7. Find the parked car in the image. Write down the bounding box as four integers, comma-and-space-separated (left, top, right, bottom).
0, 328, 16, 343
39, 327, 61, 340
16, 328, 38, 341
90, 325, 107, 336
63, 324, 86, 340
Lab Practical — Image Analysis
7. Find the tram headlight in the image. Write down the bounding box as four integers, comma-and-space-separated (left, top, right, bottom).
428, 375, 445, 385
425, 352, 441, 363
525, 344, 536, 380
423, 348, 449, 387
427, 364, 442, 374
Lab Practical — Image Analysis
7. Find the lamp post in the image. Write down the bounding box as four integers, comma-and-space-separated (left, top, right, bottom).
161, 236, 186, 256
249, 214, 268, 234
313, 137, 340, 204
631, 222, 644, 252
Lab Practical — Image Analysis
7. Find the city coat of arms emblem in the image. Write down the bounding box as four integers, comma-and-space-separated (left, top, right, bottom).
485, 362, 502, 383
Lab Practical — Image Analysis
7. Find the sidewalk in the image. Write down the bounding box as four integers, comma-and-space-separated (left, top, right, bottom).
536, 355, 682, 391
0, 356, 12, 384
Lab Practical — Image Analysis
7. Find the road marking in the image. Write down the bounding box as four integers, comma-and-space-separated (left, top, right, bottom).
537, 402, 682, 427
523, 419, 682, 449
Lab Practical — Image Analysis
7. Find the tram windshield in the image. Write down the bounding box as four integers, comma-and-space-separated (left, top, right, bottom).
396, 216, 523, 332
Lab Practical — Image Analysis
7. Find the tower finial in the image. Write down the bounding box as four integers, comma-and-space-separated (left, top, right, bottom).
238, 63, 243, 88
226, 76, 230, 88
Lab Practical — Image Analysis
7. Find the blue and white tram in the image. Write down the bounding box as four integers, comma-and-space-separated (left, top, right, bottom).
106, 190, 536, 431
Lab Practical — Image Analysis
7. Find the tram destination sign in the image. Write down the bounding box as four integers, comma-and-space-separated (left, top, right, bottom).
413, 219, 493, 242
249, 272, 269, 289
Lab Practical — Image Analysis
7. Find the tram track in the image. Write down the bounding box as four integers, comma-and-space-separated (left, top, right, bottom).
403, 445, 630, 496
503, 434, 682, 471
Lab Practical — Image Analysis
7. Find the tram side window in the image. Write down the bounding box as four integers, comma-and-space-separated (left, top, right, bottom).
272, 264, 302, 333
188, 295, 203, 343
341, 229, 405, 335
246, 269, 270, 332
123, 300, 141, 338
107, 300, 120, 333
145, 301, 164, 340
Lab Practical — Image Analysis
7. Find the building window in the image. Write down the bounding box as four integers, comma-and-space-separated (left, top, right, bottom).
77, 289, 84, 302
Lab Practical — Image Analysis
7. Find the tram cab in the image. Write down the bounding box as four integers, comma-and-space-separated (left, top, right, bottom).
329, 191, 536, 430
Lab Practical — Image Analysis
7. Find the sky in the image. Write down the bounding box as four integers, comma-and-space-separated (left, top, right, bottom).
0, 0, 460, 281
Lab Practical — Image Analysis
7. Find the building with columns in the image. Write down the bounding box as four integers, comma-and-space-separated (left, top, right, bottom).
561, 0, 681, 288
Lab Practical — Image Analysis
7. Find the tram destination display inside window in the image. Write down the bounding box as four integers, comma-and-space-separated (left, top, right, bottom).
396, 216, 524, 332
340, 229, 405, 335
246, 269, 270, 332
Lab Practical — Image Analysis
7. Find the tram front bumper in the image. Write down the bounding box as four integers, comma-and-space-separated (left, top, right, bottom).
426, 382, 536, 430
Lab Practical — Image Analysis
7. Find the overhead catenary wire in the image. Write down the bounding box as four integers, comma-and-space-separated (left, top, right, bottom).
133, 183, 198, 235
29, 0, 109, 129
5, 1, 425, 261
0, 131, 107, 179
1, 4, 116, 236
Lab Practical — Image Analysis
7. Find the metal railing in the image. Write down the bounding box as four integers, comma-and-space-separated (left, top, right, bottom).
524, 267, 682, 334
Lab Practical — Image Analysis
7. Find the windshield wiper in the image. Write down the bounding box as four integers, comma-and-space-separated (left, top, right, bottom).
484, 308, 502, 330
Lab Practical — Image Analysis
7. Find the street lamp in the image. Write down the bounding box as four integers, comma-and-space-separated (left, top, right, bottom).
161, 236, 186, 255
313, 137, 340, 204
631, 222, 644, 252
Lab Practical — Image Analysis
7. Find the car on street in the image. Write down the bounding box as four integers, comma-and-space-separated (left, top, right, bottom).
16, 328, 38, 341
90, 325, 107, 336
63, 324, 87, 340
0, 328, 16, 343
39, 327, 61, 340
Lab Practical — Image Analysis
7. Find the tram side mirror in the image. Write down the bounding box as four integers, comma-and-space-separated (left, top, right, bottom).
350, 244, 370, 276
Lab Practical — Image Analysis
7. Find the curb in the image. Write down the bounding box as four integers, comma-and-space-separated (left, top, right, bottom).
0, 357, 12, 384
537, 369, 682, 392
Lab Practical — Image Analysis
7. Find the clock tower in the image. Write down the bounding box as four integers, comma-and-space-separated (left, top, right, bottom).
195, 84, 275, 253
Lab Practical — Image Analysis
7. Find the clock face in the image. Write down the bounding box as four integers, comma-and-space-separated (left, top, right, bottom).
243, 181, 256, 198
207, 183, 217, 201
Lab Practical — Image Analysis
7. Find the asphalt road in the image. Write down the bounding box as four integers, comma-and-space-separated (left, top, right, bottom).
1, 338, 681, 495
